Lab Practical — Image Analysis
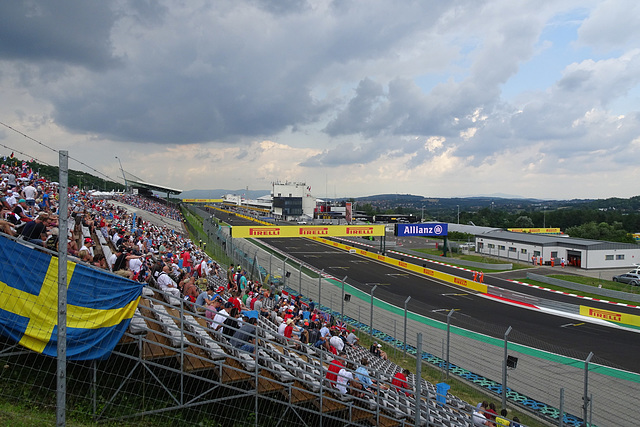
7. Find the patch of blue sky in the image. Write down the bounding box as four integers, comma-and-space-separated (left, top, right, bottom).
501, 8, 621, 101
608, 85, 640, 116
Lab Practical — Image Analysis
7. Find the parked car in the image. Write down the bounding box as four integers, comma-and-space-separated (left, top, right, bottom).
612, 273, 640, 285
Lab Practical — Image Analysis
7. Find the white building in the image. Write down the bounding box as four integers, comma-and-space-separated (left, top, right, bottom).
271, 181, 315, 221
476, 230, 640, 269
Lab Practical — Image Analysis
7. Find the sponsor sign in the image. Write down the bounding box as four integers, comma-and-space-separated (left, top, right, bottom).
508, 228, 561, 234
579, 306, 640, 327
232, 224, 386, 238
182, 198, 223, 203
396, 223, 448, 237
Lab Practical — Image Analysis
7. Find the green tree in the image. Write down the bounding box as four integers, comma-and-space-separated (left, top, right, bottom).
514, 215, 534, 228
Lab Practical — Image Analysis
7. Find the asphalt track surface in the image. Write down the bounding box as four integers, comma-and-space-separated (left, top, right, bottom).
217, 211, 640, 373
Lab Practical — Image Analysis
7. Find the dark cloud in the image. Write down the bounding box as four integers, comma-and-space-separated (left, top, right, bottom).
0, 1, 121, 70
300, 141, 380, 167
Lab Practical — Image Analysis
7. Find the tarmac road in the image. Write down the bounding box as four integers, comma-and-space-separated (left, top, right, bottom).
337, 236, 640, 316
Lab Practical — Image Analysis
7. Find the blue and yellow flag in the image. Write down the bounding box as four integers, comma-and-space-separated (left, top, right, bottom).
0, 237, 142, 360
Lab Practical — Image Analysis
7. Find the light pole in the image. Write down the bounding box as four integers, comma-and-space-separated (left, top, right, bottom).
115, 156, 128, 193
421, 206, 424, 222
457, 205, 460, 224
543, 206, 546, 228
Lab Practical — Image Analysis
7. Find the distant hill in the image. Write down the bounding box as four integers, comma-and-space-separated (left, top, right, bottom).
178, 189, 270, 200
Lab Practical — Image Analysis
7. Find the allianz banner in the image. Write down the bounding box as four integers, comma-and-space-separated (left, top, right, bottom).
395, 223, 448, 237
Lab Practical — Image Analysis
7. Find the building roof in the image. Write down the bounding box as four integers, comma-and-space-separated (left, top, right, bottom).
480, 230, 639, 250
128, 178, 182, 195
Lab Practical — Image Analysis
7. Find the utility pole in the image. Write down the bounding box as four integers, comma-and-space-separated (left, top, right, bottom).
115, 156, 128, 193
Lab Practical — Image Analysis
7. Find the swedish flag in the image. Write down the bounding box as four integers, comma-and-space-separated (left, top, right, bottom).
0, 237, 142, 360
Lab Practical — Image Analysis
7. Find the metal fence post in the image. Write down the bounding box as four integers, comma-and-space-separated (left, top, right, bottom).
299, 263, 303, 295
341, 276, 347, 324
282, 257, 288, 289
583, 352, 594, 426
57, 150, 69, 427
502, 326, 512, 410
446, 309, 454, 379
559, 388, 564, 427
370, 285, 378, 341
318, 269, 323, 306
393, 319, 397, 359
403, 296, 411, 358
415, 332, 423, 427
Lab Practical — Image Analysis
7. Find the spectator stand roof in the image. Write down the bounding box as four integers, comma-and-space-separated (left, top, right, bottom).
122, 170, 182, 195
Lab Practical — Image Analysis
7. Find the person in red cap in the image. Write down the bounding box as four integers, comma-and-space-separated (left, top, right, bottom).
79, 237, 95, 261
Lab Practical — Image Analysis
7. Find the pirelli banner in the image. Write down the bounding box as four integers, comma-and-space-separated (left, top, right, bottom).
579, 306, 640, 327
182, 198, 223, 203
232, 224, 386, 239
507, 228, 561, 234
308, 236, 488, 294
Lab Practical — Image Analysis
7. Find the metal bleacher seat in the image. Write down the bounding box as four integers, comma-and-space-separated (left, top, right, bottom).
182, 314, 226, 360
152, 302, 184, 347
128, 308, 148, 335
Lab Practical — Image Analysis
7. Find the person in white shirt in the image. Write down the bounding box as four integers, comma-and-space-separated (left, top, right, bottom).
80, 238, 95, 258
157, 266, 180, 298
5, 189, 17, 208
336, 362, 356, 395
212, 303, 231, 331
21, 182, 38, 214
277, 319, 287, 336
129, 257, 143, 275
329, 331, 345, 352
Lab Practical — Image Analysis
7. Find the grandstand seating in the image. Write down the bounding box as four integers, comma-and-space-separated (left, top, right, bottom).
117, 286, 478, 426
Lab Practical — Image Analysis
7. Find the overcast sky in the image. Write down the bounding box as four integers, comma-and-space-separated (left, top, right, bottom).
1, 0, 640, 200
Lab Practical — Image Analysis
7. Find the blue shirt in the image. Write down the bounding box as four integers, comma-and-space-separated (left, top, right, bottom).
355, 366, 372, 389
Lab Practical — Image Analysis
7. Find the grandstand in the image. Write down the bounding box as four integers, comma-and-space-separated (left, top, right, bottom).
108, 281, 479, 426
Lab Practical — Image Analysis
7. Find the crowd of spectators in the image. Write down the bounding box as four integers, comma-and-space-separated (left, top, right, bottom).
116, 194, 182, 221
